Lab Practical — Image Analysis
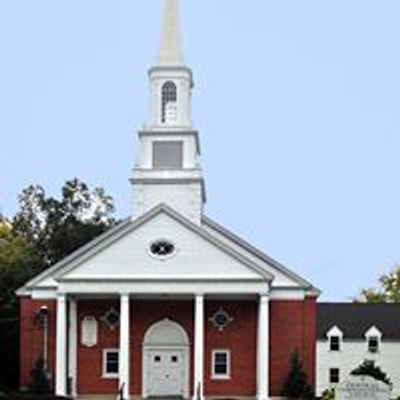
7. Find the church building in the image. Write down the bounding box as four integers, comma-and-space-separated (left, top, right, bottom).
18, 1, 319, 399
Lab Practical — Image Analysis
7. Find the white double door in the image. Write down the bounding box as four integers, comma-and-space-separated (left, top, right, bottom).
146, 348, 187, 397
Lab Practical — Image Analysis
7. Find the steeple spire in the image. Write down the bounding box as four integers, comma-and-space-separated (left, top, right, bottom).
131, 0, 205, 224
159, 0, 183, 66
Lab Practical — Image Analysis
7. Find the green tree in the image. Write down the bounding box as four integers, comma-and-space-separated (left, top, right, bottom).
351, 360, 391, 387
0, 178, 116, 389
0, 224, 43, 317
281, 350, 314, 399
0, 223, 43, 388
358, 265, 400, 303
13, 178, 116, 266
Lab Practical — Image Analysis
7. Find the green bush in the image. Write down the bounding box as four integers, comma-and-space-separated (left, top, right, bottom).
351, 360, 391, 388
320, 388, 335, 400
281, 350, 314, 399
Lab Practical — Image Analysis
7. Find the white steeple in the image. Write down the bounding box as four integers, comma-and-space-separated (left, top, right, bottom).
159, 0, 183, 66
131, 0, 205, 224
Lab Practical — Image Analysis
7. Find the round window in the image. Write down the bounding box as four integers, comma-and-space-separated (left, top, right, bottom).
149, 240, 176, 258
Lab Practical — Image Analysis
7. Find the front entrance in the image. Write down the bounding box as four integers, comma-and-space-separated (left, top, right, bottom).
147, 349, 186, 396
143, 319, 190, 398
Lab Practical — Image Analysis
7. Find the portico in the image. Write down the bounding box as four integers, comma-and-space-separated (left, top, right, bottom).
54, 290, 270, 400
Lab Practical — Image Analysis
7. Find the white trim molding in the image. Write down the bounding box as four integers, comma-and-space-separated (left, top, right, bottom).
102, 348, 120, 379
257, 294, 269, 400
327, 326, 343, 352
55, 294, 67, 396
211, 349, 231, 380
119, 294, 130, 398
365, 325, 382, 354
193, 294, 204, 400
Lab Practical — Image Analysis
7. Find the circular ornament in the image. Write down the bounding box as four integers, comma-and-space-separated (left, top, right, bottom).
149, 239, 176, 259
209, 308, 234, 332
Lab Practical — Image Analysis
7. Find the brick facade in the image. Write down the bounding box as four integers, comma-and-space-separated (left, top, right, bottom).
20, 297, 57, 389
20, 296, 316, 397
269, 297, 317, 395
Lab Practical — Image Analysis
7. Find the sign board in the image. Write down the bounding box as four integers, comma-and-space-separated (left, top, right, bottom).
336, 375, 390, 400
81, 316, 98, 347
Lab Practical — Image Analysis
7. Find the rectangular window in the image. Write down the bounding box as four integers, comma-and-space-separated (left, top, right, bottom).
153, 141, 183, 169
368, 337, 379, 353
212, 350, 230, 380
103, 349, 119, 378
329, 368, 340, 384
330, 336, 340, 351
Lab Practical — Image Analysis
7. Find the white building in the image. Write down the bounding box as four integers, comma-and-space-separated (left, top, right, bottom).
316, 303, 400, 398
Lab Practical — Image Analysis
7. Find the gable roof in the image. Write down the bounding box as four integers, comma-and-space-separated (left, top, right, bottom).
202, 215, 319, 293
317, 303, 400, 340
18, 204, 279, 295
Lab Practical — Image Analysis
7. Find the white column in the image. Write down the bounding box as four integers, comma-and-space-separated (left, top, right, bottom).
119, 294, 130, 399
193, 294, 204, 400
56, 293, 67, 396
257, 294, 270, 400
68, 298, 78, 397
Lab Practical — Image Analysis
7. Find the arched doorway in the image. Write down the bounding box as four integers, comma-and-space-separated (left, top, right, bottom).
142, 318, 190, 398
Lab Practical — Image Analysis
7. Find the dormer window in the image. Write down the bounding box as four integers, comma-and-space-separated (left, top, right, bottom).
365, 326, 382, 354
161, 81, 177, 123
330, 336, 340, 352
367, 336, 379, 353
327, 326, 343, 352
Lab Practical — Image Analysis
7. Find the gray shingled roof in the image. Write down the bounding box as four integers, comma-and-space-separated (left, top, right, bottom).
317, 303, 400, 340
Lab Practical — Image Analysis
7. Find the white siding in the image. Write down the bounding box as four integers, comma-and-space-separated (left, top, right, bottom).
202, 222, 304, 288
317, 339, 400, 397
64, 212, 263, 281
132, 182, 203, 224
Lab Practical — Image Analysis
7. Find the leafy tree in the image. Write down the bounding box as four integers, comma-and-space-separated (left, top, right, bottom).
281, 350, 314, 399
351, 360, 391, 387
0, 224, 43, 317
0, 223, 43, 388
13, 178, 116, 266
358, 265, 400, 303
0, 179, 116, 389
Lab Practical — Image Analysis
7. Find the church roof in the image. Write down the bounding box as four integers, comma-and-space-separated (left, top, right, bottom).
317, 302, 400, 340
17, 204, 318, 296
202, 215, 319, 293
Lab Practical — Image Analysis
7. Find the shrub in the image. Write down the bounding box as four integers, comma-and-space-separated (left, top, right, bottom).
281, 350, 314, 399
351, 360, 391, 388
320, 388, 335, 400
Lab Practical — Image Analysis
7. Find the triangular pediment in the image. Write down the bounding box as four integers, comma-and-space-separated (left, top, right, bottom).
202, 215, 318, 291
18, 205, 320, 296
44, 205, 272, 284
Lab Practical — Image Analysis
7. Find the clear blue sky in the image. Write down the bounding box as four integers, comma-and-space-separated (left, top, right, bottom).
1, 1, 399, 301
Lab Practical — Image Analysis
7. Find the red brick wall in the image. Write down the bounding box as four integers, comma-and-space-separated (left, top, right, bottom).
77, 299, 120, 395
20, 296, 317, 397
205, 300, 257, 396
269, 297, 317, 396
20, 297, 57, 389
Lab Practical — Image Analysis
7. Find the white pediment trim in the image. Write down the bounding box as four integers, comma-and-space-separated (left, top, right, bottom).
202, 215, 319, 293
326, 325, 343, 338
17, 204, 275, 295
365, 325, 382, 338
